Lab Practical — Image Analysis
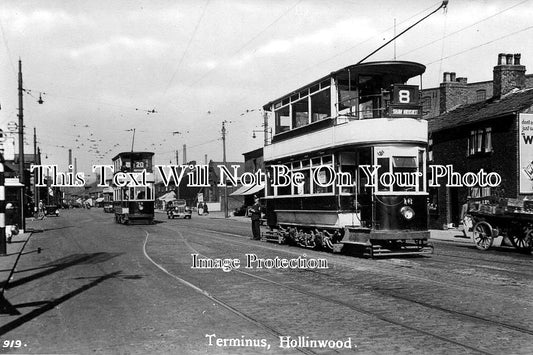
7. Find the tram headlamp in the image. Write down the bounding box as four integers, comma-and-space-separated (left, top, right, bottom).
400, 206, 415, 220
138, 202, 144, 211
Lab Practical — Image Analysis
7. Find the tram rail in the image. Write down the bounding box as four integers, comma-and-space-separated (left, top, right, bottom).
143, 222, 533, 354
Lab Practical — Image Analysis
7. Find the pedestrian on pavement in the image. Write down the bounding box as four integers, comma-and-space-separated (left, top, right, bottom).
198, 202, 204, 215
5, 203, 18, 243
203, 203, 209, 215
249, 195, 262, 240
38, 200, 45, 220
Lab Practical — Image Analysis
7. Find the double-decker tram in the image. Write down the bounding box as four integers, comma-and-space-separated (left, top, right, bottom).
262, 61, 432, 257
111, 151, 155, 224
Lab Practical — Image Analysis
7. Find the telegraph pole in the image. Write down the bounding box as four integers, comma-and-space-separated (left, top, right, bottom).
18, 59, 25, 232
263, 110, 269, 146
33, 127, 37, 217
222, 121, 228, 218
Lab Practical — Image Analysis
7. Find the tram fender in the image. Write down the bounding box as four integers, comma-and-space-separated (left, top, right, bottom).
342, 226, 372, 245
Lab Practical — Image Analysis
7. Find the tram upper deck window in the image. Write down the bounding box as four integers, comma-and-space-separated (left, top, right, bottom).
311, 89, 330, 122
275, 106, 290, 134
292, 98, 309, 128
358, 75, 383, 119
338, 78, 357, 117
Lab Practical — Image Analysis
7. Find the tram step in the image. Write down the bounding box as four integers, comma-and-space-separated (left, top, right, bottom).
367, 244, 434, 257
262, 231, 283, 244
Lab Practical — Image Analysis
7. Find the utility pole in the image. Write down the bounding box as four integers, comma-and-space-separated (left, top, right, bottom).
36, 147, 40, 207
33, 127, 37, 217
222, 121, 228, 218
18, 59, 25, 232
263, 110, 269, 146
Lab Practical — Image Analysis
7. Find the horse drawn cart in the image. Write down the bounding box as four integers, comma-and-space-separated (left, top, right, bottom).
463, 196, 533, 253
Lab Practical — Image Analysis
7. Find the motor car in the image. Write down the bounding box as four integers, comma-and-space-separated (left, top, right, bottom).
44, 204, 60, 216
103, 203, 114, 213
166, 199, 192, 219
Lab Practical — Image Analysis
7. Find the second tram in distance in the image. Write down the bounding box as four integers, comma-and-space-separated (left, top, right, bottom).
111, 151, 155, 224
262, 60, 432, 257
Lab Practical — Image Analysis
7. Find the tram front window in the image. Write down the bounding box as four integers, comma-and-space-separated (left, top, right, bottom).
392, 156, 418, 192
376, 155, 421, 193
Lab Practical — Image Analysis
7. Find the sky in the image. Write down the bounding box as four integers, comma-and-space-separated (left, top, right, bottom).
1, 0, 532, 182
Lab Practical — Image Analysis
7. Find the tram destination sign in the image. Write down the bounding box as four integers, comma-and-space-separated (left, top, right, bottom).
389, 84, 422, 118
388, 105, 422, 117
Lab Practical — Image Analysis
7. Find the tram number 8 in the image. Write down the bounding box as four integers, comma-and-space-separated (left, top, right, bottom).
398, 90, 411, 103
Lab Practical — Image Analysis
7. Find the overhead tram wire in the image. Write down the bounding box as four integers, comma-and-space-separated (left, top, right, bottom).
230, 2, 442, 120
20, 89, 159, 115
398, 0, 531, 59
356, 1, 449, 65
425, 25, 533, 66
260, 1, 442, 98
437, 2, 449, 86
298, 1, 441, 73
0, 16, 16, 75
180, 0, 303, 92
161, 0, 211, 99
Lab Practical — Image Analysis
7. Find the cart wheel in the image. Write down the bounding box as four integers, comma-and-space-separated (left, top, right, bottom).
473, 221, 493, 251
510, 223, 533, 253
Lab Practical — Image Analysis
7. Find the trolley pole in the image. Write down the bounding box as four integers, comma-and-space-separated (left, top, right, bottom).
18, 59, 26, 232
222, 121, 228, 218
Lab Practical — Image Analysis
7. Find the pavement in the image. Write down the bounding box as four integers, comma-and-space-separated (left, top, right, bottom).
0, 230, 33, 313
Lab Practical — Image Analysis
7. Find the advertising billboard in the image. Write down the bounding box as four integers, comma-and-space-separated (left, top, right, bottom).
519, 113, 533, 193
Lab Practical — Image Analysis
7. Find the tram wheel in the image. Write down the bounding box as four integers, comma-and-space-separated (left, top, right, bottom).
509, 223, 533, 253
473, 221, 493, 251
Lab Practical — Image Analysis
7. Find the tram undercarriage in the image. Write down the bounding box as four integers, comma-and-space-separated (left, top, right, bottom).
115, 213, 154, 225
262, 225, 433, 258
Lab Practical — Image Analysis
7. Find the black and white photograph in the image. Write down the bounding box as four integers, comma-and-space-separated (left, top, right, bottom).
0, 0, 532, 354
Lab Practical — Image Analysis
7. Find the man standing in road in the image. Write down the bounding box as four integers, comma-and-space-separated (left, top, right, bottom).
249, 195, 262, 240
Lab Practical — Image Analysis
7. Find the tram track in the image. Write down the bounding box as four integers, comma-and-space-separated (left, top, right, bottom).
142, 230, 320, 355
167, 222, 533, 303
422, 255, 533, 279
144, 224, 533, 354
433, 249, 533, 269
182, 227, 533, 337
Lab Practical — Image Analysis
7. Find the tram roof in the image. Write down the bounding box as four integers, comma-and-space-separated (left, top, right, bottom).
263, 60, 425, 110
111, 151, 154, 161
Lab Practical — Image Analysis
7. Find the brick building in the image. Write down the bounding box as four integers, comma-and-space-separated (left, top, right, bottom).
425, 53, 533, 228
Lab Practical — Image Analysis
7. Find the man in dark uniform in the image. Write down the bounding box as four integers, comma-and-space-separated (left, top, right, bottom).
249, 195, 262, 240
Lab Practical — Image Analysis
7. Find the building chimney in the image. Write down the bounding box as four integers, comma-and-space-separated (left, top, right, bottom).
439, 72, 468, 113
493, 52, 526, 97
498, 53, 505, 65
